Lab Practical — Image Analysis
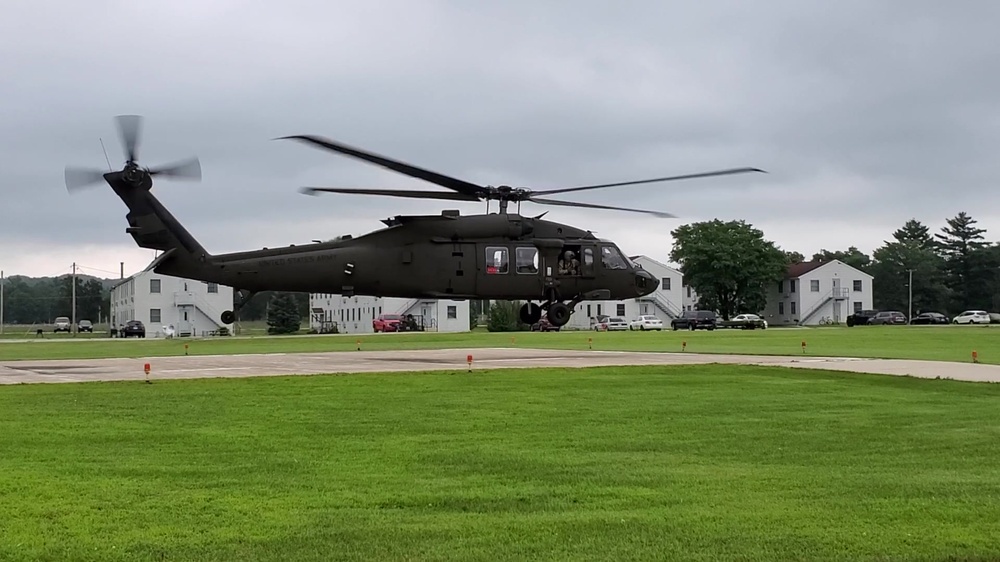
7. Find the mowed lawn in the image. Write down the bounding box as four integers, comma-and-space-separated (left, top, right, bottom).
2, 365, 1000, 561
2, 325, 999, 364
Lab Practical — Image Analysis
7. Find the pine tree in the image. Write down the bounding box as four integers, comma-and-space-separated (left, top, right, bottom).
934, 212, 990, 309
266, 292, 302, 335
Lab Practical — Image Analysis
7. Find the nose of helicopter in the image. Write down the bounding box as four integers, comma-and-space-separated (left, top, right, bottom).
635, 268, 658, 295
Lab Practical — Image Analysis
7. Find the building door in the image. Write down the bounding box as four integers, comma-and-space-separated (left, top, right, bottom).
832, 278, 842, 323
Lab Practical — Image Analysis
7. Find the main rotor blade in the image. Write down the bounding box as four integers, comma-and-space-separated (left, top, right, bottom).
115, 115, 143, 163
529, 196, 676, 218
278, 135, 488, 198
148, 157, 202, 181
532, 167, 766, 196
64, 166, 108, 192
301, 186, 481, 201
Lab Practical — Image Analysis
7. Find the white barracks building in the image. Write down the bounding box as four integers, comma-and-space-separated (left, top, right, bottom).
309, 294, 470, 334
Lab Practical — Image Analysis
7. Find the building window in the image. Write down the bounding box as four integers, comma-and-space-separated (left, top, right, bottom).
661, 278, 671, 290
597, 304, 602, 316
515, 247, 539, 274
150, 308, 161, 323
790, 301, 797, 315
854, 301, 862, 312
617, 304, 625, 316
447, 305, 457, 319
686, 286, 691, 297
150, 279, 160, 293
790, 280, 796, 293
777, 280, 784, 293
587, 304, 592, 317
779, 302, 784, 315
853, 280, 862, 292
207, 282, 218, 293
486, 247, 508, 274
810, 280, 820, 292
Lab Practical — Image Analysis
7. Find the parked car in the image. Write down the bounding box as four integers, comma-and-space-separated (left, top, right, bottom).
910, 312, 949, 325
719, 313, 767, 330
373, 314, 404, 332
53, 316, 71, 333
531, 316, 560, 332
591, 315, 610, 331
671, 310, 718, 331
952, 310, 991, 325
629, 315, 664, 331
604, 317, 629, 331
869, 311, 907, 325
845, 309, 879, 327
121, 320, 145, 338
77, 319, 93, 333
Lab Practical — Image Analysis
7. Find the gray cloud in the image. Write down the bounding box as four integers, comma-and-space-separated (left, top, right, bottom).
2, 0, 999, 276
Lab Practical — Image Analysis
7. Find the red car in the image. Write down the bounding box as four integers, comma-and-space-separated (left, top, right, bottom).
373, 314, 403, 332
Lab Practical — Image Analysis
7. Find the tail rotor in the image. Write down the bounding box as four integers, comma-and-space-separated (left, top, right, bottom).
64, 115, 202, 192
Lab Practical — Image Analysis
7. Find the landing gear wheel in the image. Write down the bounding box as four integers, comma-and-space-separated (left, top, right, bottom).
547, 302, 571, 326
221, 310, 235, 324
519, 302, 542, 325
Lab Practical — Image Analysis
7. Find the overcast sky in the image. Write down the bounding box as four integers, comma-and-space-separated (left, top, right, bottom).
2, 1, 998, 279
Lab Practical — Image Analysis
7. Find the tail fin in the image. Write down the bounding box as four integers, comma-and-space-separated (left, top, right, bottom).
107, 171, 212, 274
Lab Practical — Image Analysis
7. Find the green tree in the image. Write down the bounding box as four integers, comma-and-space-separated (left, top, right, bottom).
486, 300, 529, 332
669, 219, 787, 319
266, 292, 302, 334
811, 247, 872, 272
783, 251, 805, 264
869, 219, 951, 315
934, 212, 991, 309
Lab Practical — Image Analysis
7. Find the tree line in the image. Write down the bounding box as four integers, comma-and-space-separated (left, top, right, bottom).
0, 274, 312, 326
670, 211, 999, 319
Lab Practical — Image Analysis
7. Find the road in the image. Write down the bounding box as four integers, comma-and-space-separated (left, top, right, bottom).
1, 347, 998, 384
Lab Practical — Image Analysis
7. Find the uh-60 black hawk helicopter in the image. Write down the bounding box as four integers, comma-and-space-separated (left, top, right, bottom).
64, 115, 764, 328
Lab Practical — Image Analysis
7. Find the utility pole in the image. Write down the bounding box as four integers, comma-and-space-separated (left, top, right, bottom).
72, 262, 77, 336
907, 268, 914, 324
1, 269, 5, 335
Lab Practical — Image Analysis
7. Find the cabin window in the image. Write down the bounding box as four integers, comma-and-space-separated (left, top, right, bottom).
515, 247, 538, 274
583, 248, 593, 266
601, 246, 628, 270
486, 246, 508, 274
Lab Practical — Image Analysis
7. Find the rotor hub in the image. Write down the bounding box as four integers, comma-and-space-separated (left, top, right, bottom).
123, 163, 145, 184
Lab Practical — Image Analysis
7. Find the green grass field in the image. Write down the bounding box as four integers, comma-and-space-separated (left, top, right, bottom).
2, 324, 997, 364
2, 364, 999, 561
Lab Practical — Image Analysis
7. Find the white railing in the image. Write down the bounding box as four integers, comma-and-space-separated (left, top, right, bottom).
642, 292, 682, 319
394, 298, 420, 315
799, 293, 834, 325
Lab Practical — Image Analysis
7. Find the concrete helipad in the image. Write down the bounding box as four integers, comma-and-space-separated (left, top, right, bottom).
1, 347, 999, 385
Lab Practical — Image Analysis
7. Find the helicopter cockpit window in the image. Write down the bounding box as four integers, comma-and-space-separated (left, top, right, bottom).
515, 247, 538, 274
486, 246, 508, 274
601, 245, 629, 270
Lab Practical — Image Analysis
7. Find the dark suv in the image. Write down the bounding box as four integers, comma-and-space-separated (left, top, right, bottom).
846, 309, 878, 327
671, 310, 718, 331
120, 320, 146, 338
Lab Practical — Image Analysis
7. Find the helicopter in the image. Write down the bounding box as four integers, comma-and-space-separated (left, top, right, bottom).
64, 115, 765, 328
